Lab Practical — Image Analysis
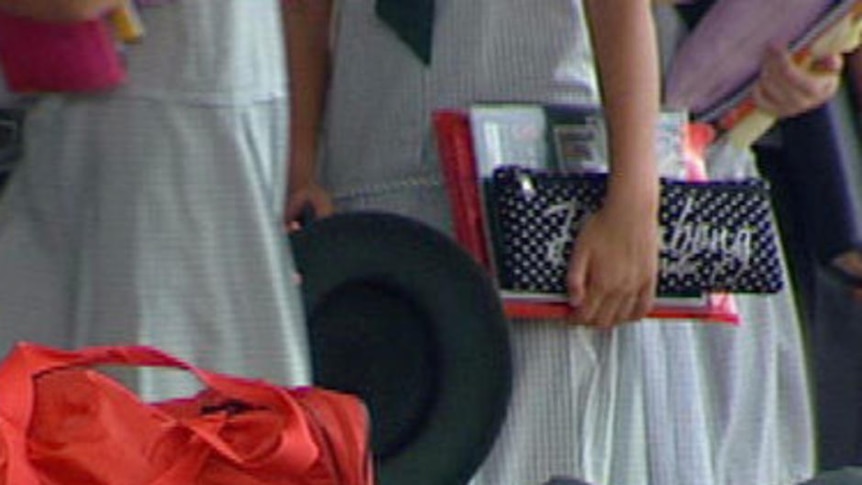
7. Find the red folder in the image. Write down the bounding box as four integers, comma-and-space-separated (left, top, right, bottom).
433, 108, 740, 324
0, 12, 126, 93
433, 110, 492, 270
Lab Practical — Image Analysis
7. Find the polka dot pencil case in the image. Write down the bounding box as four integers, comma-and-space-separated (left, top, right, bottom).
487, 166, 784, 297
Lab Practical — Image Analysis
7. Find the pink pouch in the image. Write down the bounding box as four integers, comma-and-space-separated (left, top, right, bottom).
0, 12, 126, 93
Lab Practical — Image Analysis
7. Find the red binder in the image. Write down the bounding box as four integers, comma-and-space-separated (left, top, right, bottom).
433, 110, 492, 270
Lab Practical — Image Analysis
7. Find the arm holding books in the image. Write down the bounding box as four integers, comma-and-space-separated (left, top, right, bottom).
707, 44, 846, 180
573, 0, 661, 327
751, 45, 843, 119
726, 6, 862, 148
703, 44, 845, 181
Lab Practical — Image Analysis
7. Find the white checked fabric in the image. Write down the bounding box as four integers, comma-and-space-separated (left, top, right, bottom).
323, 1, 815, 484
0, 0, 312, 398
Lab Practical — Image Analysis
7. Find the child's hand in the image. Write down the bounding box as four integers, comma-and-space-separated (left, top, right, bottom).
566, 189, 659, 328
0, 0, 125, 22
285, 131, 334, 231
752, 44, 843, 118
285, 182, 334, 231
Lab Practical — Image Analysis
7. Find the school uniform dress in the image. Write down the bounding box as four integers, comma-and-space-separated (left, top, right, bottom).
0, 0, 311, 397
321, 1, 815, 484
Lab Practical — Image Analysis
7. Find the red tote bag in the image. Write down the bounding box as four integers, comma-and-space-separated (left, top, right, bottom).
0, 343, 374, 485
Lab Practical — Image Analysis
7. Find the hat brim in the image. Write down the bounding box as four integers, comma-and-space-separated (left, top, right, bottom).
290, 211, 512, 485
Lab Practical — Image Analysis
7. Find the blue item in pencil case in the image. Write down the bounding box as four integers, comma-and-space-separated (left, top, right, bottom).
486, 166, 784, 297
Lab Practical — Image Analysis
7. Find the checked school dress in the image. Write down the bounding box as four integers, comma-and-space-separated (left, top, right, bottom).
0, 0, 311, 397
321, 1, 815, 484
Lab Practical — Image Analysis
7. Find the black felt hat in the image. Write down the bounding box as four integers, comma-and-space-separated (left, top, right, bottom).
290, 211, 512, 485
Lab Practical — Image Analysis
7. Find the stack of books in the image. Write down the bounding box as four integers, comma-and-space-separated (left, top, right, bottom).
434, 103, 743, 324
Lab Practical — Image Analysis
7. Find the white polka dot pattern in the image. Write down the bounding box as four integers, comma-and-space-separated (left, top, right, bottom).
487, 166, 784, 296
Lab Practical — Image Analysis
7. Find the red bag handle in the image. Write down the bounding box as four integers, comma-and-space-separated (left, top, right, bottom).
0, 342, 309, 428
0, 342, 320, 483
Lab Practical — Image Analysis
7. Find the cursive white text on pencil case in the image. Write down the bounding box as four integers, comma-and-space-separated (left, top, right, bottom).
542, 196, 754, 281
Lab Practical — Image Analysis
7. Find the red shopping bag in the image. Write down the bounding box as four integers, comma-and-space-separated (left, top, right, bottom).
0, 343, 374, 484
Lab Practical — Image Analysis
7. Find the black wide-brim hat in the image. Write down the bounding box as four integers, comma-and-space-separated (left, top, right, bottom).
290, 211, 512, 485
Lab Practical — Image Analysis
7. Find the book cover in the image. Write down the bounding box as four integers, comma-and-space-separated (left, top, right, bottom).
718, 0, 862, 148
433, 106, 740, 324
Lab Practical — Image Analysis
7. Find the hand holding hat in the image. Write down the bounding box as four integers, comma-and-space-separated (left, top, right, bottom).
291, 211, 512, 485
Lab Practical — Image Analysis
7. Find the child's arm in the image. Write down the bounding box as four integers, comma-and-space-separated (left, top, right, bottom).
282, 0, 335, 224
570, 0, 661, 327
709, 46, 844, 179
282, 0, 335, 225
0, 0, 124, 22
